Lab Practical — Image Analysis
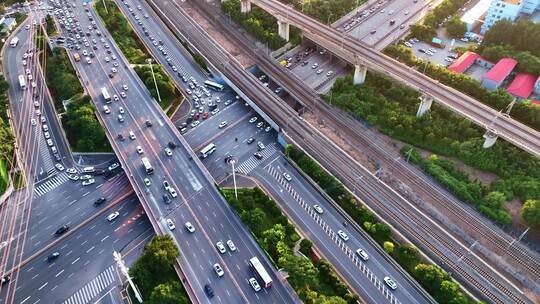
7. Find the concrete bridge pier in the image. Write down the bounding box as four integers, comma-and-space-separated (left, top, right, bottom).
416, 94, 433, 117
240, 0, 251, 13
353, 64, 367, 85
277, 20, 290, 41
483, 130, 498, 148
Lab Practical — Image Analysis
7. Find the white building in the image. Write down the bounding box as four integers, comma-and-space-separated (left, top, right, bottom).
461, 0, 492, 31
481, 0, 540, 33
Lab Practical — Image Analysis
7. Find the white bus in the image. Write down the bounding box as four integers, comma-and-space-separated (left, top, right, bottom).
18, 75, 26, 90
204, 80, 224, 92
199, 143, 216, 158
141, 157, 153, 175
10, 37, 19, 47
101, 87, 111, 103
249, 257, 272, 289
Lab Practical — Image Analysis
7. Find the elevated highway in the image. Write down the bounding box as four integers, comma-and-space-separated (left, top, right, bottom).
245, 0, 540, 158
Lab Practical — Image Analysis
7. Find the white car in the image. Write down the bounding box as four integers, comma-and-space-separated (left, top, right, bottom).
356, 248, 369, 261
119, 107, 125, 114
31, 118, 37, 126
384, 276, 397, 290
169, 187, 178, 198
226, 240, 236, 252
313, 205, 323, 214
82, 179, 95, 186
122, 84, 128, 91
283, 172, 292, 181
213, 263, 224, 277
113, 94, 119, 101
249, 277, 261, 291
215, 241, 226, 254
136, 145, 143, 154
164, 147, 172, 156
316, 69, 324, 75
166, 219, 175, 230
55, 163, 65, 171
107, 211, 120, 222
218, 121, 228, 129
120, 92, 127, 98
337, 230, 349, 241
163, 180, 170, 191
185, 221, 195, 233
249, 117, 258, 123
144, 177, 151, 186
66, 168, 77, 174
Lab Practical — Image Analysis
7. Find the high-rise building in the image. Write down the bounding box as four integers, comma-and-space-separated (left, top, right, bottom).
481, 0, 540, 34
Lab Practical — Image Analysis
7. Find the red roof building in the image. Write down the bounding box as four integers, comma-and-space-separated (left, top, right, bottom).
482, 58, 518, 90
448, 51, 480, 73
507, 73, 537, 99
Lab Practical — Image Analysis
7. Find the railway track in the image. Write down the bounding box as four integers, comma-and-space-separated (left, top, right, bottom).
151, 1, 536, 303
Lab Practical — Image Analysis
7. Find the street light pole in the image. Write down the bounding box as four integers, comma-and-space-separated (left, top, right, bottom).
113, 251, 142, 303
147, 59, 162, 103
230, 159, 238, 199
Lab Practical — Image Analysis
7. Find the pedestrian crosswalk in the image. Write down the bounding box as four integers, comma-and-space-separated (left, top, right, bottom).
62, 265, 117, 304
37, 135, 56, 175
33, 173, 69, 197
235, 143, 278, 175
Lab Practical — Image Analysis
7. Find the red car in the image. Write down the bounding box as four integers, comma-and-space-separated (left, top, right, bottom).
194, 112, 200, 120
202, 112, 209, 119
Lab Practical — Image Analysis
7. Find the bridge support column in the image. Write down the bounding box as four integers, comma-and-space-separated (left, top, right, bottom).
416, 94, 433, 117
483, 131, 498, 149
240, 0, 251, 13
277, 20, 290, 41
353, 64, 367, 85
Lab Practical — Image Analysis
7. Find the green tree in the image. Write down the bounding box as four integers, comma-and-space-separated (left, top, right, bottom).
438, 280, 468, 304
445, 16, 467, 38
145, 235, 180, 271
299, 239, 313, 256
521, 199, 540, 225
240, 208, 266, 236
414, 264, 450, 292
147, 282, 188, 304
314, 295, 348, 304
393, 245, 420, 271
262, 224, 286, 259
279, 254, 319, 289
383, 241, 395, 254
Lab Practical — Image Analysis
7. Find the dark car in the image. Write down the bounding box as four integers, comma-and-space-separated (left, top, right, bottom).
204, 284, 214, 298
117, 133, 125, 141
94, 197, 106, 206
0, 276, 10, 286
55, 225, 69, 236
145, 120, 153, 127
108, 73, 114, 78
47, 252, 60, 262
162, 194, 171, 204
418, 48, 426, 53
254, 152, 263, 160
168, 141, 177, 149
186, 117, 193, 124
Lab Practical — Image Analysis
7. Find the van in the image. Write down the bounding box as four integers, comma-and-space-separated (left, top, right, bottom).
103, 105, 110, 114
82, 166, 95, 173
51, 146, 57, 154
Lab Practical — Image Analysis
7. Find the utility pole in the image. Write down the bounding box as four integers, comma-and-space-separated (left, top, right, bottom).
507, 227, 530, 250
147, 59, 162, 103
101, 0, 108, 14
113, 251, 143, 303
457, 241, 477, 263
